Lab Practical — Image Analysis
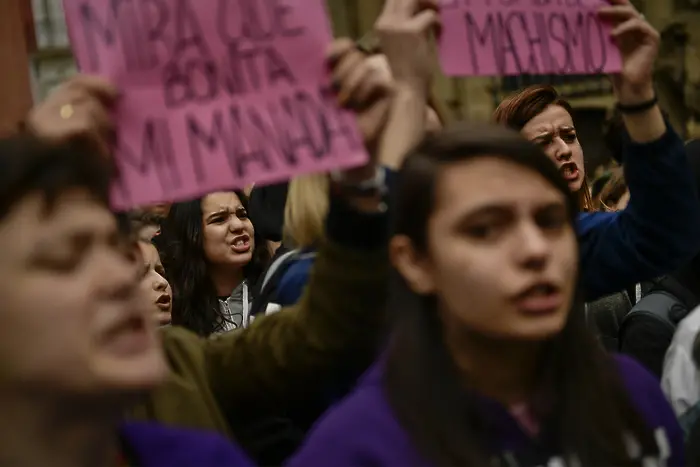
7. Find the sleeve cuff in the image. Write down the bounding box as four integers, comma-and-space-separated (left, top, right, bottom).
325, 195, 389, 250
622, 119, 681, 160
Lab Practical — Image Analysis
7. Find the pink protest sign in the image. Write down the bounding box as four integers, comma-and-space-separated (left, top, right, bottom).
438, 0, 622, 76
62, 0, 367, 210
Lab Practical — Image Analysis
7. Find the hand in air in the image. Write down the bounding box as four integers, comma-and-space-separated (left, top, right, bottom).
26, 75, 119, 156
325, 38, 394, 178
374, 0, 440, 93
598, 0, 659, 103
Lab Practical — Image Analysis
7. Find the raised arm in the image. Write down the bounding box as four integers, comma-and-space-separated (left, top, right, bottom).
204, 4, 439, 424
203, 40, 395, 419
580, 0, 700, 300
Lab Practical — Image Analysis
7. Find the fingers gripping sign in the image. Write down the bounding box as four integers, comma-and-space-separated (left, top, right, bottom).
597, 0, 659, 103
375, 0, 440, 90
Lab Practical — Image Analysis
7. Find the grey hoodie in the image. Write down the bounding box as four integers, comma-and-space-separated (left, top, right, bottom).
216, 281, 252, 334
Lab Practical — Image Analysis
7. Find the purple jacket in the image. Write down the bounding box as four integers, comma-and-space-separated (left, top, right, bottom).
120, 422, 253, 467
287, 355, 684, 466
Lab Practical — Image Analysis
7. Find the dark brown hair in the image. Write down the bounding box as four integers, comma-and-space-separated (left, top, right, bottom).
493, 85, 594, 211
385, 122, 657, 466
0, 135, 111, 221
159, 191, 271, 336
596, 168, 628, 211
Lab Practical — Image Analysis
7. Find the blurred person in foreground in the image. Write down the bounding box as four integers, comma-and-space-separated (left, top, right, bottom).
24, 37, 397, 465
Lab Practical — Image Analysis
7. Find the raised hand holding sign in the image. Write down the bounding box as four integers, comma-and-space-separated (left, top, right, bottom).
598, 0, 659, 104
62, 0, 367, 210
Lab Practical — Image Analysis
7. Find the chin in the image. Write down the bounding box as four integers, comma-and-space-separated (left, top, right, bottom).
515, 316, 567, 341
569, 179, 584, 193
93, 346, 168, 394
227, 251, 253, 266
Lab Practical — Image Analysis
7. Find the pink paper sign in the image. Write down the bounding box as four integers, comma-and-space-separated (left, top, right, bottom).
62, 0, 367, 211
438, 0, 622, 76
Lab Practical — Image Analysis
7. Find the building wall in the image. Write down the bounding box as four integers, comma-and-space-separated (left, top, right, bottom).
0, 0, 34, 135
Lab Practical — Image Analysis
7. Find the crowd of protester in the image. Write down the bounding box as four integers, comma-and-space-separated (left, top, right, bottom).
5, 0, 700, 465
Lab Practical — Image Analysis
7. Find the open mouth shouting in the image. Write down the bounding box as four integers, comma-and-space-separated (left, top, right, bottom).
230, 234, 251, 254
559, 161, 580, 182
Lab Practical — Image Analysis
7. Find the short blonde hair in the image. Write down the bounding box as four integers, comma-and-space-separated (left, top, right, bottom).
283, 173, 329, 249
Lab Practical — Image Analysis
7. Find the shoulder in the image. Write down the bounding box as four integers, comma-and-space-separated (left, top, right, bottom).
160, 326, 206, 361
287, 365, 417, 467
613, 354, 682, 433
154, 326, 206, 379
575, 211, 617, 236
120, 422, 253, 466
277, 255, 316, 301
614, 354, 667, 401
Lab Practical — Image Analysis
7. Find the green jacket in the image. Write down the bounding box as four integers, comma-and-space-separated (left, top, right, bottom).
128, 236, 388, 458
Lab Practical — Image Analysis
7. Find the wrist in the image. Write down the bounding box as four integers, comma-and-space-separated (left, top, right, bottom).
336, 165, 377, 184
330, 166, 388, 213
615, 82, 655, 106
393, 81, 429, 99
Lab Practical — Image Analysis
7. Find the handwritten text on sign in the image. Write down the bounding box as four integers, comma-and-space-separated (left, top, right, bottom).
438, 0, 622, 76
62, 0, 366, 210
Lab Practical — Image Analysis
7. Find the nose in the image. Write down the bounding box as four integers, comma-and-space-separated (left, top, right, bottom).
552, 136, 572, 162
227, 215, 247, 233
515, 221, 549, 271
153, 273, 169, 292
98, 248, 139, 301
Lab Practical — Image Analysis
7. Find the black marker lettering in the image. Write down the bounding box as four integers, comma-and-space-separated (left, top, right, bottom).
566, 12, 588, 73
273, 0, 306, 38
216, 0, 304, 46
456, 6, 610, 75
171, 0, 211, 59
531, 12, 552, 72
500, 14, 524, 74
548, 13, 569, 72
584, 12, 606, 72
464, 12, 498, 74
184, 58, 218, 103
185, 111, 232, 183
229, 106, 276, 179
263, 46, 297, 87
222, 41, 249, 95
78, 0, 144, 72
240, 0, 278, 41
141, 0, 172, 68
161, 0, 218, 108
116, 119, 181, 196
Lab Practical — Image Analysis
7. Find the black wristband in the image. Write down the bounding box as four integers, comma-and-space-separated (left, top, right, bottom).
616, 94, 658, 114
326, 195, 389, 250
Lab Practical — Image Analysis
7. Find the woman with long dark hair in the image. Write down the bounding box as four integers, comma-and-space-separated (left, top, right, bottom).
162, 190, 270, 336
288, 120, 683, 467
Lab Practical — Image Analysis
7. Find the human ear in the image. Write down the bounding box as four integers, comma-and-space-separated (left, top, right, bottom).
389, 234, 436, 295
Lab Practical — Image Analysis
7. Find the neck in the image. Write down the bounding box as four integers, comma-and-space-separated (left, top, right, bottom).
0, 390, 122, 467
210, 266, 245, 297
443, 326, 544, 406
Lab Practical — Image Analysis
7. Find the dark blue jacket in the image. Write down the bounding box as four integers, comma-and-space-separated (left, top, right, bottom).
279, 124, 700, 302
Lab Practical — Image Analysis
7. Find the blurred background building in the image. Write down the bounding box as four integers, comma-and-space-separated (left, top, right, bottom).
0, 0, 697, 171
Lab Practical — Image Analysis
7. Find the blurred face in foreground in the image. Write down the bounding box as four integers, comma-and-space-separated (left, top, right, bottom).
0, 189, 167, 397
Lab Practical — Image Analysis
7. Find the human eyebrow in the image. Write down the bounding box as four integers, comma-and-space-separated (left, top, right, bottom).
531, 131, 553, 143
205, 209, 229, 222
